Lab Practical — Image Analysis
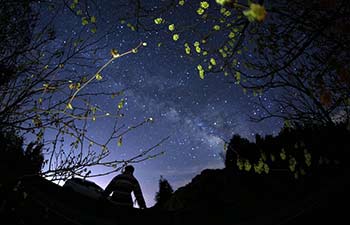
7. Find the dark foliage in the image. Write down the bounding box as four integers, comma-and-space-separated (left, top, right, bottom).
0, 131, 44, 182
225, 123, 349, 178
0, 130, 44, 223
0, 0, 35, 86
154, 176, 173, 208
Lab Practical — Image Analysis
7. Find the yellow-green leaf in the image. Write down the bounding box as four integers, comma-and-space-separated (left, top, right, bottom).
173, 34, 179, 41
81, 17, 89, 26
118, 99, 125, 109
213, 25, 221, 31
243, 3, 267, 22
90, 16, 96, 23
90, 27, 97, 33
168, 24, 175, 31
67, 103, 73, 110
111, 49, 119, 58
197, 64, 204, 79
96, 73, 102, 80
216, 0, 230, 5
197, 7, 205, 15
185, 47, 191, 54
117, 137, 123, 147
200, 1, 209, 9
154, 18, 163, 24
210, 58, 216, 65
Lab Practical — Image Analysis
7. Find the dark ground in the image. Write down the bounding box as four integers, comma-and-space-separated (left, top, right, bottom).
1, 168, 348, 225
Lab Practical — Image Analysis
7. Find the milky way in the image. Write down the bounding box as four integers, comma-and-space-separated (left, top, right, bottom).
45, 0, 282, 206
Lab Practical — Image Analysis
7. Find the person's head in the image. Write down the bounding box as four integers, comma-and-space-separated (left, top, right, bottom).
123, 165, 134, 174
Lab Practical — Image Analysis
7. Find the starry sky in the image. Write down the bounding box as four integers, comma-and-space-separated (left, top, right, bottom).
42, 0, 282, 207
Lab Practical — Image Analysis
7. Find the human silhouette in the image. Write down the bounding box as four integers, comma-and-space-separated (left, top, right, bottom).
102, 165, 146, 209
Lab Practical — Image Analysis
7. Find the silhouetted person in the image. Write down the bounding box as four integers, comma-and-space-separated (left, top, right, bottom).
103, 165, 146, 209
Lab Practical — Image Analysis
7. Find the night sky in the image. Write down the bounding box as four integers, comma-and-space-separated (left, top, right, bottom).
43, 0, 282, 206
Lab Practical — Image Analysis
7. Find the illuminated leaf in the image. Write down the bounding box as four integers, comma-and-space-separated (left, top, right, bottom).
210, 58, 216, 65
244, 160, 252, 171
270, 154, 275, 162
154, 18, 163, 24
216, 0, 230, 5
111, 49, 119, 58
197, 8, 205, 15
224, 10, 231, 17
127, 23, 136, 31
243, 3, 267, 22
213, 25, 221, 30
173, 34, 179, 41
168, 24, 175, 31
95, 73, 102, 80
294, 172, 299, 179
228, 32, 235, 39
118, 99, 125, 109
280, 148, 286, 160
195, 46, 201, 53
235, 71, 241, 84
118, 137, 123, 147
236, 159, 243, 170
67, 103, 73, 110
197, 64, 204, 79
200, 1, 209, 9
90, 27, 97, 33
81, 17, 89, 26
264, 164, 269, 174
179, 0, 185, 6
142, 42, 147, 46
90, 16, 96, 23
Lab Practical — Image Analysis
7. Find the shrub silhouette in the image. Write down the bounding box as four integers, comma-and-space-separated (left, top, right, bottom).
154, 176, 173, 208
225, 123, 349, 178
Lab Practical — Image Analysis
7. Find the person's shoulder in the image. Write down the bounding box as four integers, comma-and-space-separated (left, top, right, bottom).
112, 174, 124, 180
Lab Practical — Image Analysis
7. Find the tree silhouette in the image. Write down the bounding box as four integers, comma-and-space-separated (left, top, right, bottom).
0, 131, 43, 184
225, 123, 349, 178
111, 0, 350, 125
154, 176, 174, 208
0, 1, 166, 181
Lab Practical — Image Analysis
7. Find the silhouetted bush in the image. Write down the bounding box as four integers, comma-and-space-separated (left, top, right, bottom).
225, 123, 349, 178
154, 176, 173, 208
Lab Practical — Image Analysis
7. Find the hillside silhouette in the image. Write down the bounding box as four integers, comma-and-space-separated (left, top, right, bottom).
1, 123, 349, 225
